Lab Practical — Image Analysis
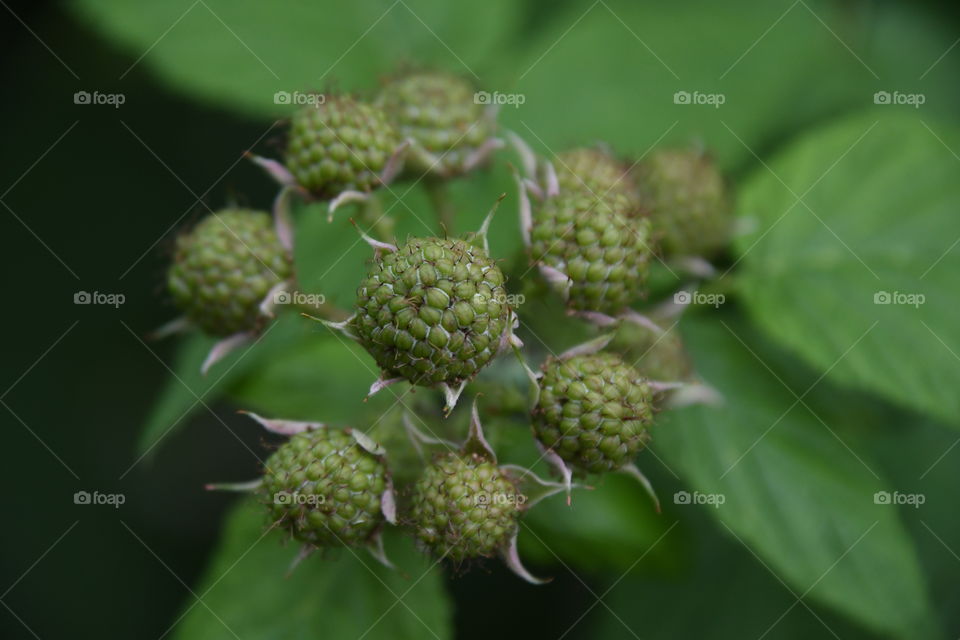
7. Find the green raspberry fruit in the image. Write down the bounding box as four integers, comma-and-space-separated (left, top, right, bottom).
633, 149, 730, 257
354, 236, 510, 386
261, 427, 388, 548
168, 209, 293, 336
530, 192, 651, 314
377, 71, 495, 178
533, 353, 654, 474
285, 95, 400, 198
554, 147, 640, 209
410, 452, 521, 562
610, 322, 692, 383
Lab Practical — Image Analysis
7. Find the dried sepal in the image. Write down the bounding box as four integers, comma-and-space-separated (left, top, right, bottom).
620, 463, 661, 513
201, 331, 255, 375
241, 410, 324, 435
501, 531, 550, 585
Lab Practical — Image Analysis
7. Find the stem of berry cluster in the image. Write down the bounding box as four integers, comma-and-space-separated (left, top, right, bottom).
425, 180, 455, 235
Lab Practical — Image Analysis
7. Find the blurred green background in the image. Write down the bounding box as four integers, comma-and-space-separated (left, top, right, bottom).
2, 0, 959, 638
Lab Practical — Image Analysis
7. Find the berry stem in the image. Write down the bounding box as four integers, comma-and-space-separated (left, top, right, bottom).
425, 180, 455, 235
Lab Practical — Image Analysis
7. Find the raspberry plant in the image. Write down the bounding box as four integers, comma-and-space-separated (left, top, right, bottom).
58, 3, 960, 638
159, 69, 726, 583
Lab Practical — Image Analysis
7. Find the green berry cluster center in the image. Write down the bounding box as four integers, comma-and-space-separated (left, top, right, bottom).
354, 237, 509, 386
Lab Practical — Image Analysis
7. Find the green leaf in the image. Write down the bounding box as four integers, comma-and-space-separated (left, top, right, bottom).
735, 111, 960, 426
71, 0, 520, 119
590, 508, 874, 640
227, 330, 391, 423
174, 499, 451, 640
871, 415, 960, 635
138, 313, 316, 455
654, 312, 936, 639
507, 0, 960, 172
520, 474, 680, 576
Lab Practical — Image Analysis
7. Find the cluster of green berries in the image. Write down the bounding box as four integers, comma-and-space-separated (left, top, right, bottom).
409, 452, 521, 562
553, 147, 641, 210
528, 145, 730, 315
354, 236, 510, 387
285, 95, 400, 198
262, 426, 388, 547
530, 147, 650, 315
277, 70, 499, 202
533, 352, 654, 474
167, 209, 292, 336
376, 71, 497, 178
531, 190, 652, 314
170, 67, 730, 579
633, 148, 731, 258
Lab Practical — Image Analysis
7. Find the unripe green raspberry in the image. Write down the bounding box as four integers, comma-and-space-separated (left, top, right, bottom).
633, 149, 730, 257
409, 452, 521, 561
168, 209, 293, 336
533, 353, 654, 474
610, 322, 692, 383
261, 427, 388, 548
354, 236, 510, 386
285, 95, 400, 198
554, 148, 640, 209
377, 71, 495, 177
530, 192, 651, 314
